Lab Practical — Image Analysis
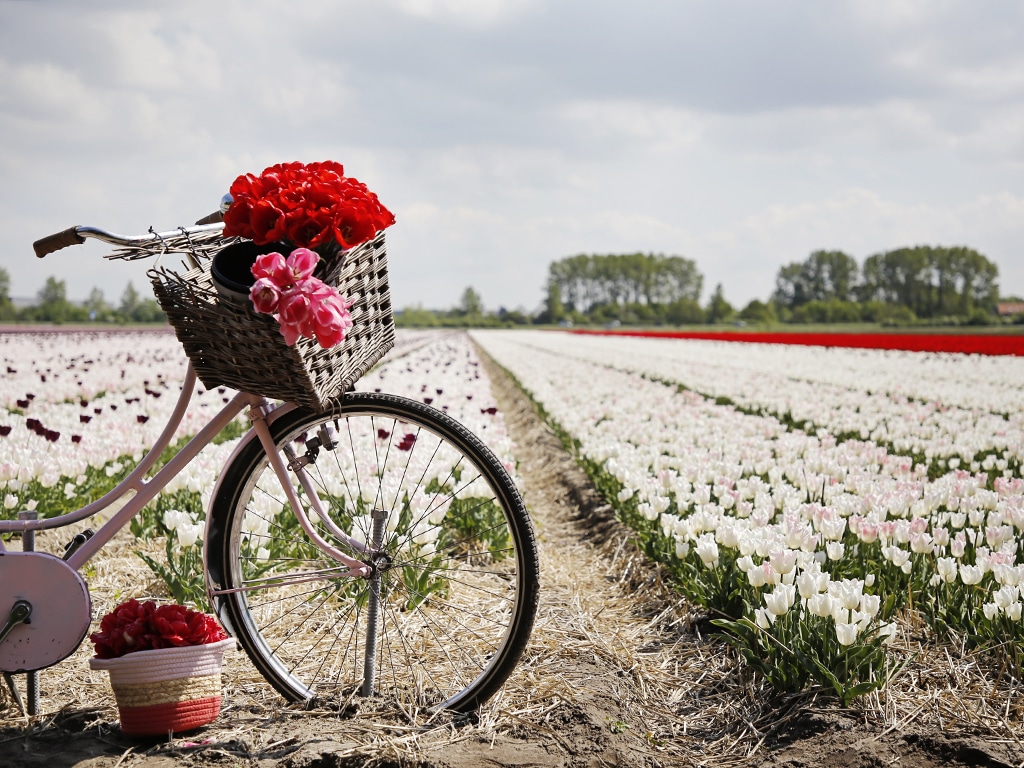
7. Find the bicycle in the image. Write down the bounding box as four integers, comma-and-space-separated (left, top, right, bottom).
0, 217, 539, 715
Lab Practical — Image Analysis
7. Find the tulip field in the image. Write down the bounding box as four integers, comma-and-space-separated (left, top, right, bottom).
3, 325, 1024, 710
0, 327, 470, 521
471, 329, 1024, 701
0, 328, 516, 604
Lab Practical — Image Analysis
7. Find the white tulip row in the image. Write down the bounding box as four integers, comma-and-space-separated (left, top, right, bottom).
478, 331, 1024, 470
355, 331, 518, 480
471, 329, 1024, 642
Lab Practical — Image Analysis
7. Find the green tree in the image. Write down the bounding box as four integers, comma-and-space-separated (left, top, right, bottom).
120, 282, 141, 320
860, 247, 932, 314
37, 276, 70, 323
85, 287, 109, 321
950, 246, 999, 315
497, 307, 530, 325
0, 267, 13, 321
859, 245, 998, 319
542, 280, 565, 324
772, 250, 859, 309
666, 297, 704, 325
460, 286, 483, 317
738, 299, 777, 325
113, 282, 165, 323
546, 252, 703, 315
132, 299, 166, 323
705, 284, 734, 324
396, 305, 441, 327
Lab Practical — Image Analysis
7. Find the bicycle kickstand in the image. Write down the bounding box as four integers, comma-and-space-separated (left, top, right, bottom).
2, 672, 26, 717
0, 600, 32, 717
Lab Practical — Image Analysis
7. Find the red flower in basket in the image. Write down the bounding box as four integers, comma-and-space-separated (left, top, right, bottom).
220, 160, 391, 349
90, 599, 228, 659
89, 600, 234, 736
222, 160, 396, 250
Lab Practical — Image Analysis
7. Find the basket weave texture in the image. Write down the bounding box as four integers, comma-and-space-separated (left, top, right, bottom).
89, 638, 234, 736
150, 232, 394, 411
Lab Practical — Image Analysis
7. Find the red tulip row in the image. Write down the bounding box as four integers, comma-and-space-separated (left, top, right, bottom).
573, 329, 1024, 356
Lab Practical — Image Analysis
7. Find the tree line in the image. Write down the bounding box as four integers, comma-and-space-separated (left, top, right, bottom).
539, 252, 705, 325
771, 246, 1001, 324
538, 245, 1012, 327
0, 267, 165, 324
546, 253, 702, 312
398, 244, 1019, 329
3, 245, 1019, 330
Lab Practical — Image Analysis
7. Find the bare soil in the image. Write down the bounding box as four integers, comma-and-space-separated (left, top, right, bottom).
2, 347, 1022, 767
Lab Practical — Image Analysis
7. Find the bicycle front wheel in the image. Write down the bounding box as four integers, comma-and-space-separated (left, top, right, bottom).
205, 392, 539, 712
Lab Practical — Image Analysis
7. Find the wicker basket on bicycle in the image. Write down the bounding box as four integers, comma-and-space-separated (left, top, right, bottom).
149, 233, 394, 411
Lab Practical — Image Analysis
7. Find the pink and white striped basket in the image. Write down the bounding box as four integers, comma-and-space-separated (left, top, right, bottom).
89, 638, 235, 736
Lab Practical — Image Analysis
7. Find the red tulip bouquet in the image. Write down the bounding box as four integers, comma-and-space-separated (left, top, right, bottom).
222, 160, 395, 251
90, 598, 228, 659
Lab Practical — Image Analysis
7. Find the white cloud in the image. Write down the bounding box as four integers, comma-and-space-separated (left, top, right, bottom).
90, 10, 223, 93
955, 106, 1024, 164
848, 0, 958, 30
390, 0, 538, 26
557, 100, 704, 155
1, 0, 1023, 314
697, 189, 1024, 305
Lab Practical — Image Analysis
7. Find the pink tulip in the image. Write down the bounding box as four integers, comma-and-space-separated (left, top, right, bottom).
249, 278, 281, 314
246, 255, 351, 347
313, 318, 346, 348
251, 252, 290, 285
278, 288, 311, 327
305, 277, 334, 302
311, 289, 353, 348
286, 248, 319, 283
279, 321, 304, 346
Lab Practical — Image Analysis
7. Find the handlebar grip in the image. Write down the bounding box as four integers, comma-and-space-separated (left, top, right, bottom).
33, 226, 85, 258
194, 211, 224, 225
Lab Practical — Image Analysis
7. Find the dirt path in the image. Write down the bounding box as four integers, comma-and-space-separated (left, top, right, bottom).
2, 346, 1022, 767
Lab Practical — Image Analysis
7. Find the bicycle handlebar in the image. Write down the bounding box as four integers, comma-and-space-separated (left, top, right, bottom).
193, 211, 224, 226
32, 226, 85, 258
32, 222, 226, 259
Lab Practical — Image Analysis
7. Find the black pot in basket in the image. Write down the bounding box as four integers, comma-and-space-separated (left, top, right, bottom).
211, 241, 290, 306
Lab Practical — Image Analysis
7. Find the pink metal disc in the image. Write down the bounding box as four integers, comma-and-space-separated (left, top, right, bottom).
0, 551, 92, 672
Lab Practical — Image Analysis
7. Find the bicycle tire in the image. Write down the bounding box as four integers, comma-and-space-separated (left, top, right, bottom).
205, 392, 539, 712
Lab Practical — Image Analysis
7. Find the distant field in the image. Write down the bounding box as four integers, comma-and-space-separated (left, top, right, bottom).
0, 324, 174, 334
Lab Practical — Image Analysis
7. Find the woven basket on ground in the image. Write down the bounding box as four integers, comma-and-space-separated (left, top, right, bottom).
89, 638, 235, 736
149, 232, 395, 411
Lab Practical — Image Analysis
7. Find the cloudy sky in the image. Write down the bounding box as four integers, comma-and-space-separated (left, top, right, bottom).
2, 0, 1022, 313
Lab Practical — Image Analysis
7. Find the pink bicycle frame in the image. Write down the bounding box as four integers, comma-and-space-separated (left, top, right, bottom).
0, 364, 369, 578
